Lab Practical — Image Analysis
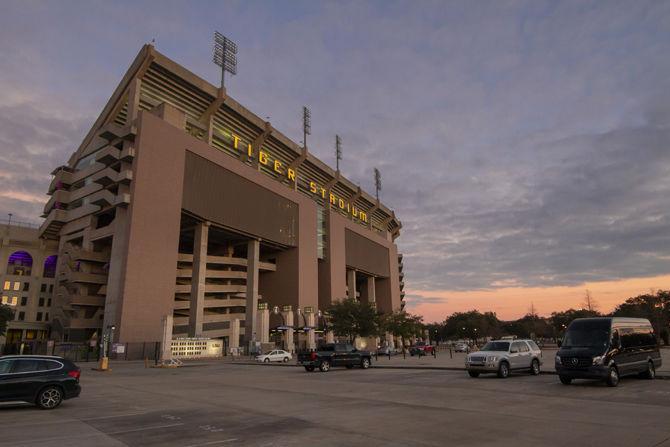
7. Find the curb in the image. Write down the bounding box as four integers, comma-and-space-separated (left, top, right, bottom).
222, 360, 670, 379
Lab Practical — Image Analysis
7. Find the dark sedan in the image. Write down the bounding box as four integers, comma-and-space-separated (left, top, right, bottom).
0, 355, 81, 409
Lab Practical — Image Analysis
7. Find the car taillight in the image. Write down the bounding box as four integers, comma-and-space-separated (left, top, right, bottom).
68, 369, 81, 380
310, 352, 317, 361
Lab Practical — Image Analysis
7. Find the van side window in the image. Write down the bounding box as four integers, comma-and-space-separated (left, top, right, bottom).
620, 328, 635, 349
519, 342, 530, 352
527, 340, 540, 350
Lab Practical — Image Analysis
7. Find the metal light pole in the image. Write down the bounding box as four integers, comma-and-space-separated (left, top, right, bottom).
213, 31, 238, 89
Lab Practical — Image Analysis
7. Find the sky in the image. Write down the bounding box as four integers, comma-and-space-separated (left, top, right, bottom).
1, 0, 670, 321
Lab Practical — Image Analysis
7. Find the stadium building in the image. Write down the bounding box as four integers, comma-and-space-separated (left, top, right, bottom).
37, 44, 404, 352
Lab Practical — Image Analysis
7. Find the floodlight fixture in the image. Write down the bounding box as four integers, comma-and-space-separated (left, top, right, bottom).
213, 31, 238, 88
302, 106, 311, 147
335, 135, 342, 171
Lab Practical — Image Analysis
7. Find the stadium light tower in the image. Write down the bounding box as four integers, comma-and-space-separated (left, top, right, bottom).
374, 168, 382, 201
302, 106, 311, 148
335, 135, 342, 171
213, 31, 238, 89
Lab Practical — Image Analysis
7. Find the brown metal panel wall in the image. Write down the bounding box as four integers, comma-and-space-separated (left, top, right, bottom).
183, 152, 298, 246
344, 229, 390, 277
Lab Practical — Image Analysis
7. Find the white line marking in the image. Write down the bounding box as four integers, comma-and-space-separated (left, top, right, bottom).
82, 412, 149, 421
106, 422, 184, 435
184, 439, 239, 447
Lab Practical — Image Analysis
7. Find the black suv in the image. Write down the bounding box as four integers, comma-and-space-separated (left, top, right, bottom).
0, 355, 81, 409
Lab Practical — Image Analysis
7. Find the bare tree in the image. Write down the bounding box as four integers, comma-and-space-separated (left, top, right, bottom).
582, 289, 599, 312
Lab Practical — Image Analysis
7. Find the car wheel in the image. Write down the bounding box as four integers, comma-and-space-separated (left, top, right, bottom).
606, 366, 619, 387
283, 357, 289, 363
319, 360, 331, 372
530, 359, 540, 376
497, 361, 510, 378
263, 358, 270, 363
641, 361, 655, 380
37, 386, 63, 410
559, 375, 572, 385
361, 358, 371, 369
468, 371, 480, 378
304, 366, 315, 372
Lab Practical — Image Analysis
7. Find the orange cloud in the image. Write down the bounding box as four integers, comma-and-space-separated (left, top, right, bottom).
407, 274, 670, 322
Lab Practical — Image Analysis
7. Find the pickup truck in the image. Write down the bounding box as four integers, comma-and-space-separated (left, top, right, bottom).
297, 343, 372, 372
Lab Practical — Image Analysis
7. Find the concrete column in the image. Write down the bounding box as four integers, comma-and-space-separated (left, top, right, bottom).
189, 222, 209, 337
347, 269, 357, 299
366, 276, 376, 304
160, 314, 173, 361
257, 305, 270, 344
386, 332, 395, 350
230, 318, 240, 352
305, 311, 316, 350
282, 306, 294, 353
244, 239, 260, 345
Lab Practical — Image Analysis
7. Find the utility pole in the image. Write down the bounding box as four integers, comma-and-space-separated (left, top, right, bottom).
374, 168, 382, 201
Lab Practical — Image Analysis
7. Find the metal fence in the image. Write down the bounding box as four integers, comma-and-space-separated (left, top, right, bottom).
1, 340, 163, 363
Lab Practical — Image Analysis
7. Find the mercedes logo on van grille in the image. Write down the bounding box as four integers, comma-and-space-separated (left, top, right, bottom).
571, 358, 579, 366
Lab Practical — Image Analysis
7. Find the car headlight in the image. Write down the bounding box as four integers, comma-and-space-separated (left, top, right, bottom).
555, 355, 561, 363
592, 355, 604, 366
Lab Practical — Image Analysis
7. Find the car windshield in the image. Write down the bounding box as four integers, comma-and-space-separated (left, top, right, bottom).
481, 342, 509, 352
563, 320, 611, 349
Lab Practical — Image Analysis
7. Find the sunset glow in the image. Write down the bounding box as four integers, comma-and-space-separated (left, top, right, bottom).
407, 274, 670, 322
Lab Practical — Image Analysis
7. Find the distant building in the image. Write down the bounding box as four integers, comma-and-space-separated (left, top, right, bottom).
0, 222, 58, 350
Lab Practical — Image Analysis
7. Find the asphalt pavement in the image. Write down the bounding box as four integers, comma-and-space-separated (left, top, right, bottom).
1, 360, 670, 446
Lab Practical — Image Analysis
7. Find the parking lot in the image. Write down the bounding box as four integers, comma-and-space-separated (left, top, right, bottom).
2, 360, 670, 447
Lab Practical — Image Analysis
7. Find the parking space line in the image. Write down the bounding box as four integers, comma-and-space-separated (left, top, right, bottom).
105, 422, 184, 435
184, 439, 238, 447
82, 412, 149, 421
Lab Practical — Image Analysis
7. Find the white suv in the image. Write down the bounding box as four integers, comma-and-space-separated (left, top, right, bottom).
465, 339, 542, 378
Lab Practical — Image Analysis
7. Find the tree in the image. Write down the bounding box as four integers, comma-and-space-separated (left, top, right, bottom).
382, 310, 424, 340
326, 298, 381, 342
612, 290, 669, 345
581, 289, 599, 312
443, 310, 502, 341
0, 304, 14, 337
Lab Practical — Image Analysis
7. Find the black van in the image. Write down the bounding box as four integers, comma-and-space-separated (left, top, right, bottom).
555, 317, 662, 387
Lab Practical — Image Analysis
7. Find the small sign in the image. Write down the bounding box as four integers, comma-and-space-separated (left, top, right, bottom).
282, 305, 292, 312
112, 343, 125, 354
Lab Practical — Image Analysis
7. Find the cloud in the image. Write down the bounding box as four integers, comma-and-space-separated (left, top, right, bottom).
0, 0, 669, 297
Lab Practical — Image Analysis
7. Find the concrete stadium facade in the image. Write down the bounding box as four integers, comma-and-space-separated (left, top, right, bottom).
37, 44, 405, 352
